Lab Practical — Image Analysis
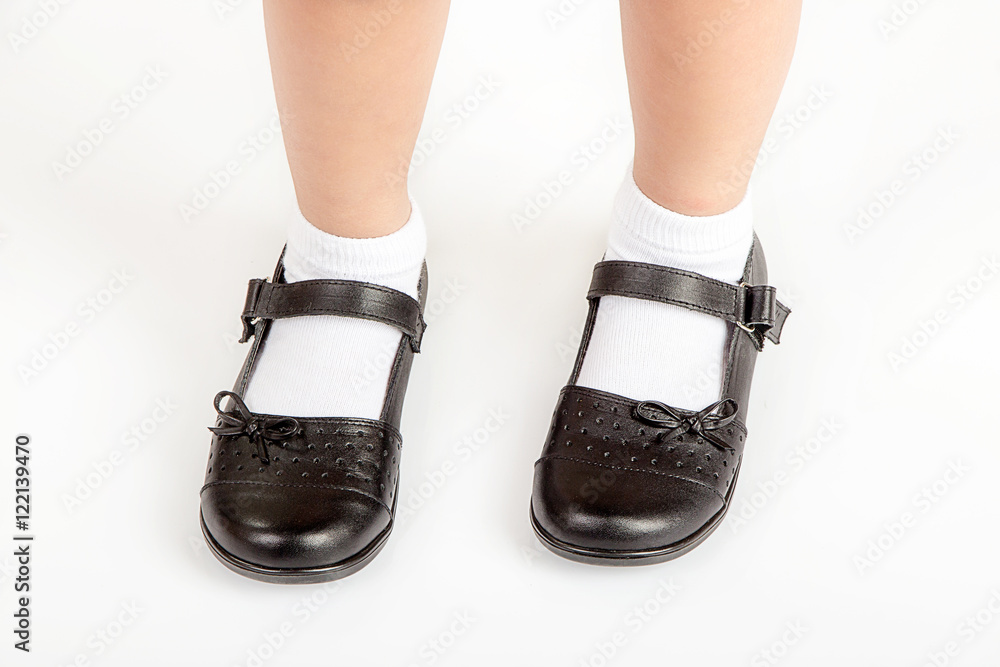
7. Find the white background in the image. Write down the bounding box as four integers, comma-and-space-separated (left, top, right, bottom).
2, 0, 1000, 665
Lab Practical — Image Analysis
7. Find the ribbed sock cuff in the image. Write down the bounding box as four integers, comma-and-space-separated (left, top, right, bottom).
284, 197, 427, 299
610, 161, 754, 260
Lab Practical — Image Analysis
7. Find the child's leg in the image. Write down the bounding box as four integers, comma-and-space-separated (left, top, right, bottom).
244, 0, 450, 418
622, 0, 801, 215
576, 0, 800, 409
264, 0, 451, 237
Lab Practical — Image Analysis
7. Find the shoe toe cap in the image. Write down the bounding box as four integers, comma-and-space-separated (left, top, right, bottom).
201, 483, 390, 570
531, 456, 724, 554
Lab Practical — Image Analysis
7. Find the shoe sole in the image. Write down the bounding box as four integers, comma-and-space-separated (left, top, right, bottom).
529, 463, 741, 566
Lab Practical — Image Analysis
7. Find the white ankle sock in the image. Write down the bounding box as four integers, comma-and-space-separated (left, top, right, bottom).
575, 163, 754, 410
242, 199, 427, 419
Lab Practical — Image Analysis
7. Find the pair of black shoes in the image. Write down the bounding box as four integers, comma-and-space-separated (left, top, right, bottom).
200, 238, 789, 582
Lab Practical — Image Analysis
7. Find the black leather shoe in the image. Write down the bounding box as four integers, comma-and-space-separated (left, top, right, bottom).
199, 249, 427, 583
530, 235, 789, 565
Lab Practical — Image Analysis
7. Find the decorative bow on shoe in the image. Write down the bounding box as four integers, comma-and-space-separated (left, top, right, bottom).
208, 391, 301, 465
633, 398, 739, 453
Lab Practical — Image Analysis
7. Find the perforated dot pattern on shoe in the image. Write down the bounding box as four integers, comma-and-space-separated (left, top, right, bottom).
536, 385, 745, 497
204, 415, 402, 508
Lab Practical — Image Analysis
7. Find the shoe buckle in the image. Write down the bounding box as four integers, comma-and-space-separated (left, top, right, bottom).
239, 279, 266, 343
735, 282, 756, 334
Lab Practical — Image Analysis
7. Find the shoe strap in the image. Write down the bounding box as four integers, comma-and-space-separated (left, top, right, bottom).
587, 260, 790, 345
240, 277, 426, 352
